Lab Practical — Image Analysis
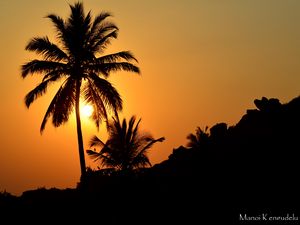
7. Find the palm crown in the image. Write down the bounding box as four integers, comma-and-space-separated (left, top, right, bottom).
21, 2, 140, 177
186, 126, 209, 149
87, 115, 165, 171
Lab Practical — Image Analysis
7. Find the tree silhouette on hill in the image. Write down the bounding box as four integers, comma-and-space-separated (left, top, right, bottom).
21, 2, 140, 178
186, 126, 209, 149
87, 115, 165, 173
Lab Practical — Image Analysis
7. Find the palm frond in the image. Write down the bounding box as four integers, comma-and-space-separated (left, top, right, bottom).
138, 137, 165, 157
40, 86, 63, 133
24, 73, 62, 108
25, 37, 68, 61
97, 51, 138, 63
121, 118, 127, 145
62, 3, 93, 57
89, 135, 105, 148
42, 70, 67, 82
92, 29, 118, 53
125, 116, 137, 147
111, 116, 123, 141
126, 117, 142, 155
88, 73, 122, 112
46, 14, 65, 35
131, 117, 141, 134
67, 2, 91, 38
92, 12, 112, 27
129, 117, 141, 147
68, 2, 85, 26
89, 12, 113, 38
86, 149, 101, 160
40, 77, 75, 132
88, 14, 117, 51
83, 11, 92, 32
101, 62, 140, 75
46, 14, 67, 46
82, 79, 108, 128
21, 60, 66, 78
51, 78, 76, 127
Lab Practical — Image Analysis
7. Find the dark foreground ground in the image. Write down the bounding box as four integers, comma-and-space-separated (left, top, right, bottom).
1, 171, 299, 225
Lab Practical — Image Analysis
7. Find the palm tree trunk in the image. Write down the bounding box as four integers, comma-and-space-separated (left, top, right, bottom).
75, 79, 86, 178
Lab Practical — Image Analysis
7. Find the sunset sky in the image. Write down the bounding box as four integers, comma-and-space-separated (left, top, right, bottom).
1, 0, 300, 195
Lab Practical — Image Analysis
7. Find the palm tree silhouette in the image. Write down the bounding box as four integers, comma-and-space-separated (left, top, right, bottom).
86, 115, 165, 172
186, 126, 209, 149
21, 2, 140, 177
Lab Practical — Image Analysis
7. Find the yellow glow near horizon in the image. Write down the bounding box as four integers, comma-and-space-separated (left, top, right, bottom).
80, 104, 94, 118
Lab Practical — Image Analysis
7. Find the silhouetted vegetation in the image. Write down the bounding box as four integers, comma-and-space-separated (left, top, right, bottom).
86, 114, 165, 172
21, 2, 140, 178
186, 126, 209, 149
3, 96, 300, 223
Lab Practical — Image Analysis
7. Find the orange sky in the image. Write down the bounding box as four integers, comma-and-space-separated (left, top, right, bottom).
1, 0, 300, 195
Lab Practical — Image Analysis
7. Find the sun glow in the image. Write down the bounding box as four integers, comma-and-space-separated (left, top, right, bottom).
81, 104, 94, 118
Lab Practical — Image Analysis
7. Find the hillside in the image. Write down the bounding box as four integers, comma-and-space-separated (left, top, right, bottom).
1, 96, 300, 224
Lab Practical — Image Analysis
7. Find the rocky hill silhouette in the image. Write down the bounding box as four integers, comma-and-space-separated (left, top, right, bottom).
153, 96, 300, 178
146, 96, 300, 223
1, 96, 300, 224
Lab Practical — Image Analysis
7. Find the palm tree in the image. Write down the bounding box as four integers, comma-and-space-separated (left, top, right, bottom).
21, 2, 140, 178
186, 126, 209, 149
86, 115, 165, 172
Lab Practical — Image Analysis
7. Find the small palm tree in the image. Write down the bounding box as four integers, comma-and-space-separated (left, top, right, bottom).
87, 115, 165, 172
186, 126, 209, 149
21, 2, 140, 177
